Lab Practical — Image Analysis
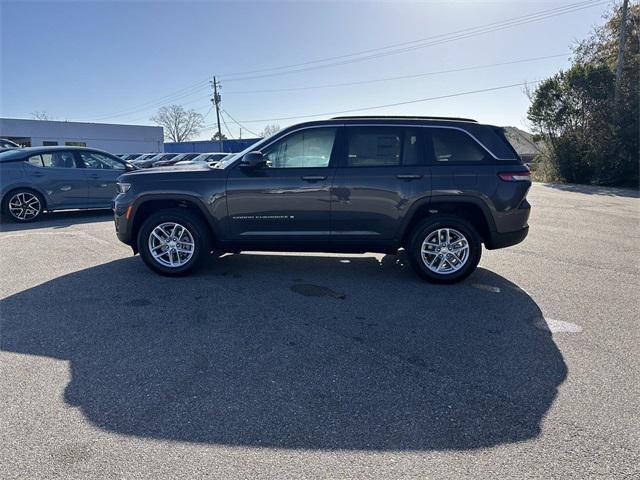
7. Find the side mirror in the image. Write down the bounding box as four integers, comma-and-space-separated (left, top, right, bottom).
124, 162, 137, 171
240, 151, 266, 169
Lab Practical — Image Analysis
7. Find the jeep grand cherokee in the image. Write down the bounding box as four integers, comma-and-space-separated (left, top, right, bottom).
113, 116, 531, 283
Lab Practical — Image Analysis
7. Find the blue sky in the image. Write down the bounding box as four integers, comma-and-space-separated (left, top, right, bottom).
1, 0, 609, 139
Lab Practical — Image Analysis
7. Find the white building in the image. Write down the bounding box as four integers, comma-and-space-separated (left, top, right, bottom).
0, 118, 164, 154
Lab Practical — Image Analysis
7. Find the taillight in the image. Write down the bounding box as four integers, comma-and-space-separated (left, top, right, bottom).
498, 172, 531, 182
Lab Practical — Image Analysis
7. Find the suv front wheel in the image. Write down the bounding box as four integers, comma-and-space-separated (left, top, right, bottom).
138, 209, 210, 276
407, 215, 481, 284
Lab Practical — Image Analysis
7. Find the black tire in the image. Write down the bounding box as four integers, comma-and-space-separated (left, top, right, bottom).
137, 208, 210, 276
407, 215, 482, 284
1, 189, 45, 223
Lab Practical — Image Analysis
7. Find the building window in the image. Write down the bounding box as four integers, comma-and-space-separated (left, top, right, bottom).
43, 141, 58, 146
65, 141, 86, 147
3, 137, 31, 147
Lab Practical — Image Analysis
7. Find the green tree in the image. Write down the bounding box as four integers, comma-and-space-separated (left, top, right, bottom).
527, 3, 639, 187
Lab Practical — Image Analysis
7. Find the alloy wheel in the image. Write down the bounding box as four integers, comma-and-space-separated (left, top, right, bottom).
148, 222, 195, 268
420, 228, 470, 274
8, 192, 42, 221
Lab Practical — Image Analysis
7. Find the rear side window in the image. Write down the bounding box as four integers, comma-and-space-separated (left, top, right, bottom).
27, 152, 77, 168
428, 129, 489, 163
347, 127, 401, 167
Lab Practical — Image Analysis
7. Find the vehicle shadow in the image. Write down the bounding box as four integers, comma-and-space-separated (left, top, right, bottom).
0, 209, 112, 232
541, 182, 640, 198
0, 253, 567, 451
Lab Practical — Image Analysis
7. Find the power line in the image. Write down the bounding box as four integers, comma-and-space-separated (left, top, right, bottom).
220, 111, 235, 140
77, 1, 602, 122
224, 53, 570, 94
221, 109, 260, 137
220, 1, 604, 81
85, 80, 210, 121
223, 81, 543, 124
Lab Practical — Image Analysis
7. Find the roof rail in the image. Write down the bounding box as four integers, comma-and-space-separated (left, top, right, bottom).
331, 115, 478, 123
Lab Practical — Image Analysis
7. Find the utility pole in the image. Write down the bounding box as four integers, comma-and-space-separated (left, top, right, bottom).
614, 0, 629, 109
211, 76, 223, 152
239, 127, 242, 140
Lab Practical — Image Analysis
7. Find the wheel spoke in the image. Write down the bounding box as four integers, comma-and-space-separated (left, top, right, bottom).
148, 222, 195, 268
421, 227, 470, 275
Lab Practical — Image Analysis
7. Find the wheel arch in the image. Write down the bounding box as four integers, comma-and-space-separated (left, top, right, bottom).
129, 194, 219, 253
400, 196, 496, 247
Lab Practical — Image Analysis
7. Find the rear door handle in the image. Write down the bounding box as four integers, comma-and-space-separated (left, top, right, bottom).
396, 174, 423, 180
301, 175, 327, 181
88, 174, 100, 179
30, 172, 44, 177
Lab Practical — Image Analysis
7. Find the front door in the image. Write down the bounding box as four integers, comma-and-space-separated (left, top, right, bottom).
76, 151, 127, 206
225, 127, 338, 245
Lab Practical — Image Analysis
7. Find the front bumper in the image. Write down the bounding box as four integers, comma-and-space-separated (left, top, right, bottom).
112, 199, 133, 245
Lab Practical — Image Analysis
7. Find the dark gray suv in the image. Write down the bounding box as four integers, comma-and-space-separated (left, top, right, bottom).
113, 116, 531, 283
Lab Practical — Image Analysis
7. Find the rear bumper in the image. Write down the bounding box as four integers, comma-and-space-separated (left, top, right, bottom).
485, 226, 529, 250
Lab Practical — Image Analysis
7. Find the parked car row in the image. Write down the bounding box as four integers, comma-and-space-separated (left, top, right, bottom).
116, 152, 230, 168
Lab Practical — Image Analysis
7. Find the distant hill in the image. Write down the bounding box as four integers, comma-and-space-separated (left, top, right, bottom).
502, 127, 544, 159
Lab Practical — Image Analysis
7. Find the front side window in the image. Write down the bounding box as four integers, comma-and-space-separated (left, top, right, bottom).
429, 129, 488, 162
263, 128, 336, 168
28, 151, 77, 168
79, 151, 125, 170
347, 128, 402, 167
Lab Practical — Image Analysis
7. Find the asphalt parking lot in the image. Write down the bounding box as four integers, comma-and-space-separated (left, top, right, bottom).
0, 183, 638, 479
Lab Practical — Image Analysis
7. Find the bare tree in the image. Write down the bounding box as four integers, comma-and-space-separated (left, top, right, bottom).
260, 124, 281, 138
150, 105, 205, 142
31, 111, 53, 120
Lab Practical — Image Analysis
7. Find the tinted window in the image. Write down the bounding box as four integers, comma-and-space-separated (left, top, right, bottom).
347, 128, 401, 167
429, 129, 488, 162
263, 128, 336, 168
42, 141, 58, 146
79, 151, 125, 170
65, 141, 86, 147
28, 151, 77, 168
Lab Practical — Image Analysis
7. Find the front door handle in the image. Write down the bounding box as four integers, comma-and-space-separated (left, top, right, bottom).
396, 174, 423, 180
88, 174, 100, 179
30, 172, 44, 177
301, 175, 327, 181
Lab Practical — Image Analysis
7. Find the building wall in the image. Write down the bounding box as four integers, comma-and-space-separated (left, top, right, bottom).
0, 118, 164, 154
164, 138, 261, 154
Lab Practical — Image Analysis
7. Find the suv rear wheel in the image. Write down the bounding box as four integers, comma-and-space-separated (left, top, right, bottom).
407, 215, 481, 284
138, 209, 210, 276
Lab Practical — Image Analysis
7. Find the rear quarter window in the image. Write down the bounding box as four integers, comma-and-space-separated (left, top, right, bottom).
427, 128, 489, 163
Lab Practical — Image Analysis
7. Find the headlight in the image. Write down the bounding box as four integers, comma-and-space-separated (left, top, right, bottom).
117, 182, 131, 193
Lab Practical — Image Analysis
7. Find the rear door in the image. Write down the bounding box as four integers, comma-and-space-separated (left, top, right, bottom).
76, 150, 127, 206
23, 151, 88, 208
330, 125, 431, 244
